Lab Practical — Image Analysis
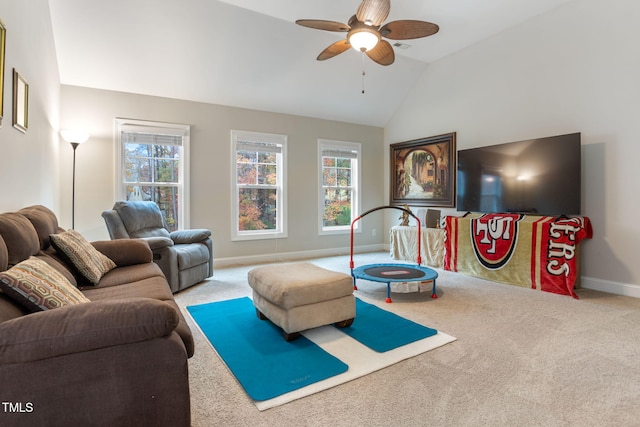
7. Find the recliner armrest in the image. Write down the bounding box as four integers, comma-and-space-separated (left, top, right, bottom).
170, 229, 212, 244
143, 236, 175, 250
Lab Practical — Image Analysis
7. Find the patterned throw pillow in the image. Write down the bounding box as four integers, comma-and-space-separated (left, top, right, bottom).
50, 230, 117, 284
0, 257, 90, 312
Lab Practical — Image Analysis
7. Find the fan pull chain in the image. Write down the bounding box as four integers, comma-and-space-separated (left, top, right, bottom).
361, 51, 366, 94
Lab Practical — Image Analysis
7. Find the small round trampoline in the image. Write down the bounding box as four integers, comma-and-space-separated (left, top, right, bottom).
350, 206, 439, 303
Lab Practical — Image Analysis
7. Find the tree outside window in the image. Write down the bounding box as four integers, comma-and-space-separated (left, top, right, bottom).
236, 148, 277, 231
232, 131, 287, 241
319, 140, 360, 234
116, 119, 190, 231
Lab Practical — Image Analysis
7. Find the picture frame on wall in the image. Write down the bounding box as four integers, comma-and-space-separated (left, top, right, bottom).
12, 69, 28, 133
390, 132, 456, 207
0, 19, 6, 127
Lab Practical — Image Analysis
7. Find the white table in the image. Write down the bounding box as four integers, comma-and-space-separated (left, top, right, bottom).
389, 226, 445, 268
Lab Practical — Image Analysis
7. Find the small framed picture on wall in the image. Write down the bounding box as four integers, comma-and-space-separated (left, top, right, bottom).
12, 69, 28, 133
0, 19, 6, 127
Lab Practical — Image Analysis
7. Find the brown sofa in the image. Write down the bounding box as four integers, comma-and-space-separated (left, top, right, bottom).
0, 205, 194, 427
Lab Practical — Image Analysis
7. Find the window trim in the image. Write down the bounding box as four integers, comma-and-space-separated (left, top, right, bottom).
318, 139, 361, 235
114, 118, 190, 229
231, 130, 288, 241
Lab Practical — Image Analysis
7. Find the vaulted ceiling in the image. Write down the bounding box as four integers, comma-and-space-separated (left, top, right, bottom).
49, 0, 574, 126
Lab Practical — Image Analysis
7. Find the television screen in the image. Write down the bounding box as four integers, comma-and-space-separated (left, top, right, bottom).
456, 133, 581, 216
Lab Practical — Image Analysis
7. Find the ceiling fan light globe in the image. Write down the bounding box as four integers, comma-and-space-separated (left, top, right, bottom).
349, 29, 379, 52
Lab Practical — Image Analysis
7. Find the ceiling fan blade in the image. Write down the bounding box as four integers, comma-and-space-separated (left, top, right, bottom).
317, 40, 351, 61
380, 20, 440, 40
365, 39, 394, 66
356, 0, 390, 26
295, 19, 350, 32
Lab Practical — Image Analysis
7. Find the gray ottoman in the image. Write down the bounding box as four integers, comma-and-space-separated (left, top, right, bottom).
248, 262, 355, 341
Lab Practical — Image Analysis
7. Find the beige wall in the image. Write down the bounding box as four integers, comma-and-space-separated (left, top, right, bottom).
4, 0, 639, 295
0, 0, 60, 212
60, 85, 385, 263
384, 0, 640, 296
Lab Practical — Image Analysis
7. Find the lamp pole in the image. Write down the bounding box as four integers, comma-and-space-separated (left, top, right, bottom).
71, 142, 79, 229
60, 130, 90, 230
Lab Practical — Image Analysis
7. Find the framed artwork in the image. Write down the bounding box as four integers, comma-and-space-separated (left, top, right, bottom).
390, 132, 456, 207
0, 19, 6, 127
12, 69, 28, 133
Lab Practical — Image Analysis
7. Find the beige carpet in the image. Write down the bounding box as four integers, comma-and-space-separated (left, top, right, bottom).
175, 252, 640, 427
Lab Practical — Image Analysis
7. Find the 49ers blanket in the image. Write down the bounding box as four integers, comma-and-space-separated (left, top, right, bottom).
444, 214, 592, 298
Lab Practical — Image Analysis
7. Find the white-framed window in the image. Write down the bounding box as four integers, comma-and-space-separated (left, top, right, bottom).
318, 139, 361, 235
115, 118, 190, 231
231, 130, 287, 241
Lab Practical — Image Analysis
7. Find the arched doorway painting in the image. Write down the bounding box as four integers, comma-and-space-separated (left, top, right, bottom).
390, 132, 456, 207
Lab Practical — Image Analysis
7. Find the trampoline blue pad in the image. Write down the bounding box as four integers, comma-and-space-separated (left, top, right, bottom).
341, 298, 438, 352
352, 263, 438, 283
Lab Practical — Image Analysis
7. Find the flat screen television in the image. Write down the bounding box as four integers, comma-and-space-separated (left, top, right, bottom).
456, 132, 581, 216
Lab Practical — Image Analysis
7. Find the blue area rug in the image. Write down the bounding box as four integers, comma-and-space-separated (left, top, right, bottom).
343, 298, 438, 352
187, 296, 452, 407
186, 297, 348, 401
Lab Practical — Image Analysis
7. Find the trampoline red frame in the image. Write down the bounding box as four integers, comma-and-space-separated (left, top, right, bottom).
349, 205, 438, 303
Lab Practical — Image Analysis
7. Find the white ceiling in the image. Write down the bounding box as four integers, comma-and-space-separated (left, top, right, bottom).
49, 0, 574, 127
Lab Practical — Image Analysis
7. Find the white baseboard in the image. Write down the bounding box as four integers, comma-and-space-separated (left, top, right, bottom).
214, 244, 386, 269
581, 276, 640, 298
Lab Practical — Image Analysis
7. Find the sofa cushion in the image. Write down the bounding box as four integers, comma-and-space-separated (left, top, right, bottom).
0, 291, 27, 322
0, 257, 90, 312
0, 212, 40, 267
0, 235, 8, 272
36, 251, 79, 287
88, 263, 165, 289
81, 279, 195, 357
50, 230, 117, 284
18, 205, 60, 250
82, 276, 175, 302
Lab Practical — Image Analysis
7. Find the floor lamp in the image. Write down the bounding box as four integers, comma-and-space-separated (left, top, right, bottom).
60, 130, 90, 229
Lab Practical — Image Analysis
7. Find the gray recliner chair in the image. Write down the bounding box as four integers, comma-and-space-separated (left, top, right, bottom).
102, 201, 213, 293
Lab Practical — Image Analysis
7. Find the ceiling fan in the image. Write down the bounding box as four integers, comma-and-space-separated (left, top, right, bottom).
295, 0, 439, 66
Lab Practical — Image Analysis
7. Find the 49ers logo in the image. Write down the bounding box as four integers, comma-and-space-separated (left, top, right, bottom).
470, 214, 522, 269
